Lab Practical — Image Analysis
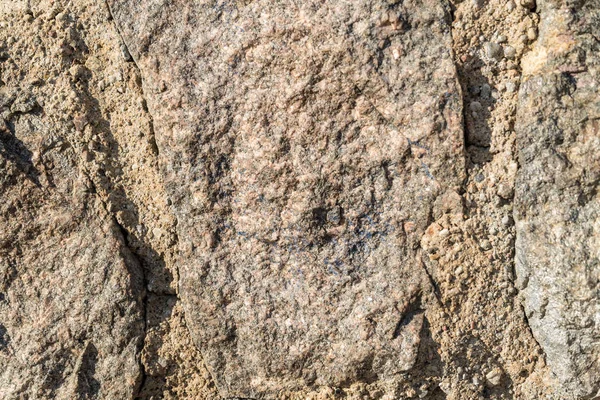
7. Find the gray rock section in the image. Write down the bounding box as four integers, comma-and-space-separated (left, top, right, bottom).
515, 1, 600, 398
108, 0, 465, 397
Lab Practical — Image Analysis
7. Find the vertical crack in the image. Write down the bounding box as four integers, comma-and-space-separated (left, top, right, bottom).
430, 0, 547, 394
102, 2, 221, 398
112, 217, 149, 398
103, 0, 160, 160
77, 167, 150, 397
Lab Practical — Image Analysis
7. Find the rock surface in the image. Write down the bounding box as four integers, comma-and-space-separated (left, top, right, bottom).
515, 0, 600, 398
0, 0, 598, 398
1, 1, 216, 398
107, 0, 465, 397
0, 3, 144, 398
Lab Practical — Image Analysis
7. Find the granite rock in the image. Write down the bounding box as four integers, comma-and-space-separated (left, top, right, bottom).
515, 1, 600, 398
108, 0, 465, 397
2, 0, 599, 398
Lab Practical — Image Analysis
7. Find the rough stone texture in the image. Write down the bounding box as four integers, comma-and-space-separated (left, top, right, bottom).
0, 3, 144, 397
442, 0, 558, 398
1, 0, 599, 398
107, 0, 466, 397
0, 1, 217, 398
515, 1, 600, 398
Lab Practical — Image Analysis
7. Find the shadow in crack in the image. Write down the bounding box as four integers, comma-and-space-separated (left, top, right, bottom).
79, 83, 175, 396
67, 49, 179, 397
457, 54, 495, 165
51, 8, 176, 391
411, 316, 447, 399
71, 59, 174, 293
76, 343, 101, 399
0, 124, 41, 187
0, 323, 9, 351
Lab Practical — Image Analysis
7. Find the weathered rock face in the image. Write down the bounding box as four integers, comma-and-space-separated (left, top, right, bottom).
0, 185, 144, 399
2, 0, 599, 398
0, 4, 144, 397
0, 1, 216, 398
515, 1, 600, 398
108, 0, 465, 397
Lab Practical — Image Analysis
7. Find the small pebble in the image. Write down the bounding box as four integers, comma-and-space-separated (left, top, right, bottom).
470, 101, 483, 112
56, 11, 69, 22
120, 43, 133, 62
158, 357, 168, 369
527, 27, 538, 41
506, 0, 516, 11
483, 42, 503, 61
505, 81, 517, 93
439, 380, 451, 394
503, 45, 516, 59
520, 0, 536, 9
496, 34, 507, 44
497, 183, 514, 199
439, 228, 450, 237
485, 368, 503, 386
480, 240, 492, 250
480, 84, 491, 99
493, 195, 504, 207
82, 150, 93, 162
472, 0, 486, 8
69, 64, 86, 79
502, 215, 513, 226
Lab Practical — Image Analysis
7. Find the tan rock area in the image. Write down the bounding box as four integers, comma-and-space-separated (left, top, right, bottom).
0, 0, 597, 399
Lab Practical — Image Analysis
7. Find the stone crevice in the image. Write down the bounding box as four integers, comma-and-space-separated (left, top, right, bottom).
103, 2, 222, 398
112, 216, 150, 398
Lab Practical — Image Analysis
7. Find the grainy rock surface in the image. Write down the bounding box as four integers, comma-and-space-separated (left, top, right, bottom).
0, 3, 145, 398
1, 1, 216, 398
108, 0, 465, 397
515, 0, 600, 398
0, 0, 598, 398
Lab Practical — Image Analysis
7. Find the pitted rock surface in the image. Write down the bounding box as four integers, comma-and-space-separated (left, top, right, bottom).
0, 33, 144, 400
0, 1, 181, 397
515, 1, 600, 398
108, 0, 465, 396
3, 0, 600, 398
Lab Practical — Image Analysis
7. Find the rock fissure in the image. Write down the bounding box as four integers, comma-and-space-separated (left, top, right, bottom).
112, 216, 151, 398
